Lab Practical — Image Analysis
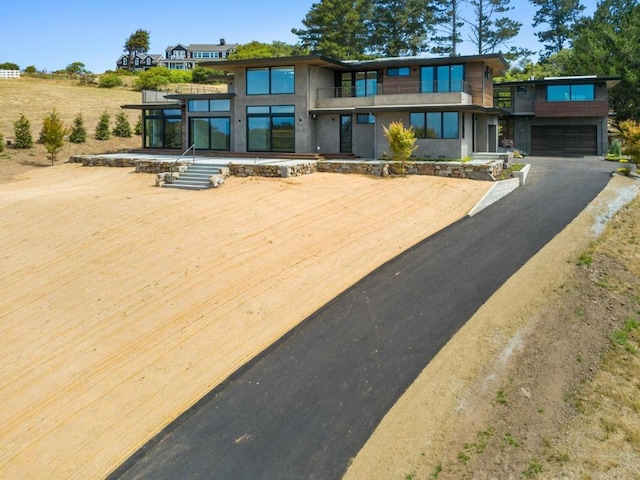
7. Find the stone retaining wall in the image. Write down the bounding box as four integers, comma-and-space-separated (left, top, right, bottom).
229, 162, 317, 178
68, 155, 189, 174
317, 160, 503, 181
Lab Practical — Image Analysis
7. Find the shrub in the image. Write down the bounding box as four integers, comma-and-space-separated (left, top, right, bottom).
134, 114, 142, 135
618, 120, 640, 166
13, 114, 33, 149
134, 67, 172, 90
95, 111, 110, 140
112, 112, 132, 138
98, 73, 124, 88
41, 110, 69, 165
382, 121, 418, 176
0, 128, 4, 153
69, 113, 87, 143
169, 69, 192, 84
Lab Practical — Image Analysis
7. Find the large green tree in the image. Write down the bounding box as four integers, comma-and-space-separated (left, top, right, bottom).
367, 0, 436, 56
531, 0, 585, 58
123, 29, 150, 71
229, 41, 309, 60
431, 0, 465, 56
571, 0, 640, 121
292, 0, 372, 59
466, 0, 530, 60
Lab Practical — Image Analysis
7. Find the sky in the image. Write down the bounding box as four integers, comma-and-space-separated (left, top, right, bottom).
3, 0, 599, 74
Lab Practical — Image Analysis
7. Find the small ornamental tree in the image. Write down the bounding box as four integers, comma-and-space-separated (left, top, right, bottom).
13, 114, 33, 149
69, 113, 87, 143
95, 111, 111, 140
41, 110, 69, 165
112, 112, 132, 138
134, 114, 143, 135
383, 121, 418, 176
0, 128, 4, 153
618, 120, 640, 166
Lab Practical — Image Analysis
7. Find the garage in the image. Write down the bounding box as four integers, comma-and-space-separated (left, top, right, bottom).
531, 125, 598, 156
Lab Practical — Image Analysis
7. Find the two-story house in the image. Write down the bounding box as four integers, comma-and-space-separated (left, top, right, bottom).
116, 40, 236, 72
494, 76, 620, 156
125, 54, 509, 160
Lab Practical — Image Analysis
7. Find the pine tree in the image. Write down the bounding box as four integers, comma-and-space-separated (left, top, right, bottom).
134, 115, 143, 136
431, 0, 465, 56
112, 112, 132, 138
13, 114, 33, 149
95, 111, 111, 140
292, 0, 372, 59
531, 0, 585, 58
467, 0, 530, 59
69, 113, 87, 143
41, 110, 69, 166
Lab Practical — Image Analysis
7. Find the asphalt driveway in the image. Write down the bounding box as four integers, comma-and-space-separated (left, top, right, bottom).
109, 156, 615, 480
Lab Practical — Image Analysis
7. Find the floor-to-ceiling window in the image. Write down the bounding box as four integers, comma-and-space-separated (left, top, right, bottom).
421, 65, 464, 93
340, 115, 352, 153
144, 108, 182, 149
247, 105, 295, 152
188, 98, 231, 150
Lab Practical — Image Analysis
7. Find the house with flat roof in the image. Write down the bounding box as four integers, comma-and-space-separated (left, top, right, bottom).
494, 76, 620, 156
124, 53, 509, 160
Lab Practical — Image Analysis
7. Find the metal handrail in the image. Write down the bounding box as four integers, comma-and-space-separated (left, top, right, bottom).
170, 144, 196, 174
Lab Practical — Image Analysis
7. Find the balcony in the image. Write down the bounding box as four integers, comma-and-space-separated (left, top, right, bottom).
315, 81, 473, 109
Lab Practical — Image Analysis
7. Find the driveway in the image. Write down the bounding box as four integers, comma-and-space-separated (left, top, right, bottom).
110, 156, 615, 480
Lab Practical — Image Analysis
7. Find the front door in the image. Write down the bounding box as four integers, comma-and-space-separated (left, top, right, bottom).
340, 115, 352, 153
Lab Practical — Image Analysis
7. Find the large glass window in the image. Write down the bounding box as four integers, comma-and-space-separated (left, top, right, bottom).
410, 112, 459, 139
547, 84, 595, 101
190, 117, 230, 150
421, 65, 464, 93
247, 105, 295, 152
355, 71, 377, 97
247, 66, 295, 95
188, 99, 231, 112
144, 109, 182, 149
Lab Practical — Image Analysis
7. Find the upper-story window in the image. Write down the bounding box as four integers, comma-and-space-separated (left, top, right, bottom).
146, 57, 151, 65
122, 57, 128, 65
188, 99, 231, 112
547, 84, 595, 101
247, 66, 295, 95
421, 65, 464, 93
387, 67, 410, 77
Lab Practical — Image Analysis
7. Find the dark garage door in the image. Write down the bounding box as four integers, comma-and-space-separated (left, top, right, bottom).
531, 125, 597, 156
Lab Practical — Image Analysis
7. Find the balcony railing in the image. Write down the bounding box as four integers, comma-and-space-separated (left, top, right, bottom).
317, 80, 471, 99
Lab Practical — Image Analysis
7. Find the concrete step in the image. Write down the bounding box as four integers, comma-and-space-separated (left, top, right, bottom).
160, 163, 226, 190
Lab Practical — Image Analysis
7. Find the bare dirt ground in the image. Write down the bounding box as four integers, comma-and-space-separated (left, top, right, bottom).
0, 161, 491, 479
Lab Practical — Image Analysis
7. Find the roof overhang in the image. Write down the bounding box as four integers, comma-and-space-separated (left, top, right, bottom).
164, 92, 235, 101
309, 104, 506, 116
121, 102, 181, 110
497, 76, 622, 89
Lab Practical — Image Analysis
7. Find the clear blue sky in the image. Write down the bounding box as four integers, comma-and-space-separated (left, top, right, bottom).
3, 0, 598, 73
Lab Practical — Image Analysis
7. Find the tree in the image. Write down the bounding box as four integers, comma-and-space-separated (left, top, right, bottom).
230, 41, 309, 60
13, 114, 33, 149
0, 127, 4, 153
134, 115, 143, 136
570, 0, 640, 121
292, 0, 373, 59
112, 112, 132, 138
367, 0, 437, 56
383, 121, 418, 175
98, 73, 124, 88
0, 62, 19, 70
617, 120, 640, 166
41, 110, 69, 165
95, 111, 110, 140
65, 61, 87, 75
500, 49, 575, 81
466, 0, 529, 60
431, 0, 465, 56
133, 67, 172, 90
531, 0, 585, 58
24, 65, 37, 74
192, 65, 223, 83
69, 113, 87, 143
123, 29, 150, 71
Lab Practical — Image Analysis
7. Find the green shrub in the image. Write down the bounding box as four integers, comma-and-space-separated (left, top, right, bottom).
98, 73, 124, 88
112, 112, 132, 138
0, 128, 4, 153
134, 114, 142, 135
41, 110, 69, 165
382, 121, 418, 176
69, 113, 87, 143
134, 67, 172, 90
13, 114, 33, 149
95, 111, 110, 140
169, 69, 192, 84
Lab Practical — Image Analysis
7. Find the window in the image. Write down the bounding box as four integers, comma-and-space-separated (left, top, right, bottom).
517, 85, 528, 95
247, 105, 295, 152
355, 71, 377, 97
421, 65, 464, 93
356, 114, 375, 124
144, 109, 182, 149
387, 67, 410, 77
246, 66, 295, 95
340, 115, 352, 153
187, 99, 231, 112
122, 57, 128, 65
547, 84, 595, 101
410, 112, 459, 139
190, 117, 230, 150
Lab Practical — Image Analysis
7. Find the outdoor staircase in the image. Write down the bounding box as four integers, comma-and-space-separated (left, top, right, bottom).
161, 163, 222, 190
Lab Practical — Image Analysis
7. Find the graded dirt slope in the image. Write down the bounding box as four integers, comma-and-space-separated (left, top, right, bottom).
0, 164, 490, 479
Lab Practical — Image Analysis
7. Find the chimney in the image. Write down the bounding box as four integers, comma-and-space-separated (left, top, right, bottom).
220, 38, 226, 46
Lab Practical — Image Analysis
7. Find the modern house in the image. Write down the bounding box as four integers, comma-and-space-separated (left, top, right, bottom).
124, 53, 510, 160
116, 40, 237, 72
494, 76, 620, 156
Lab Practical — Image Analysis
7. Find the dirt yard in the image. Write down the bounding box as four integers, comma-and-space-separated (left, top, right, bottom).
0, 162, 491, 479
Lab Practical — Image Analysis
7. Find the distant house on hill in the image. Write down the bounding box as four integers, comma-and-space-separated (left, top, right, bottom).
116, 39, 237, 72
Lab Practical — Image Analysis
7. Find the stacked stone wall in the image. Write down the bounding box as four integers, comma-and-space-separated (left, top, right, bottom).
229, 162, 317, 178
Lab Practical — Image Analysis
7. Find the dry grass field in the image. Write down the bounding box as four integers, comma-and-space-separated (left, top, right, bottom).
1, 76, 638, 480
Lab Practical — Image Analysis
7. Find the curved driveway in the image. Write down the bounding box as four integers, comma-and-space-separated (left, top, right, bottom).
110, 156, 615, 480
